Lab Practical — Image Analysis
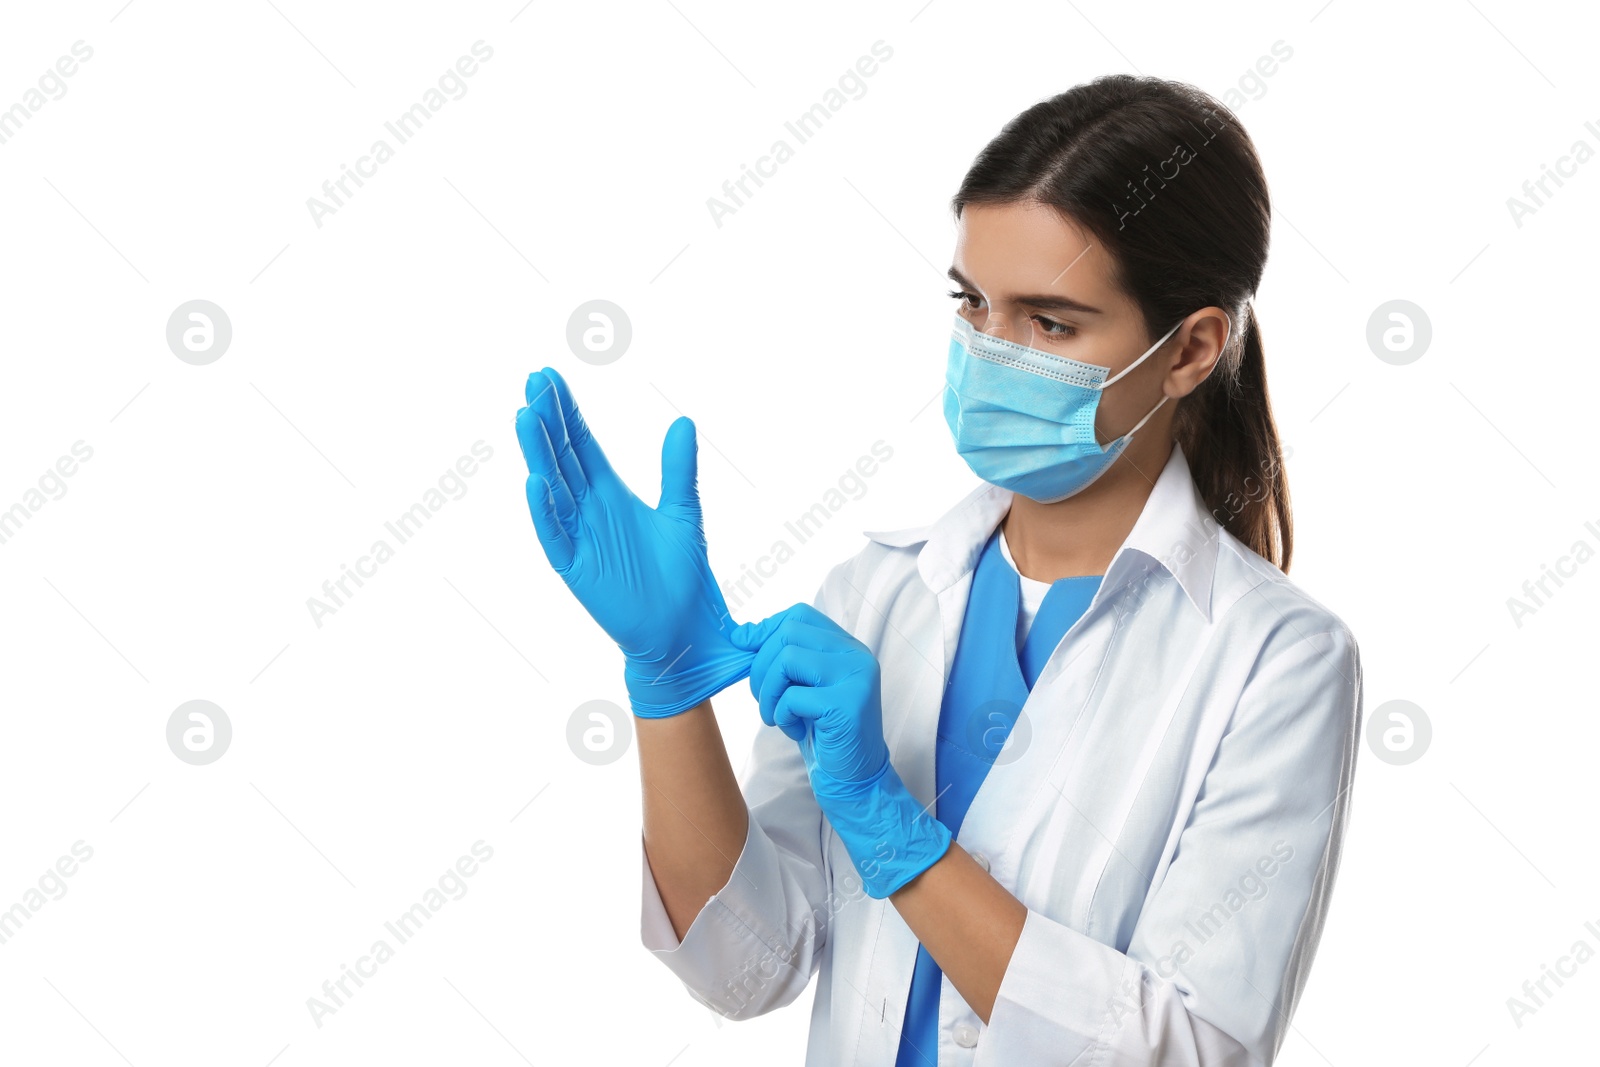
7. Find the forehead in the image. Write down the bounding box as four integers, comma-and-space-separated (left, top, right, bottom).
952, 201, 1119, 303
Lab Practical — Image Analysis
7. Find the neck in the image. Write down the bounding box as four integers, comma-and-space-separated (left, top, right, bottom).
1001, 437, 1173, 583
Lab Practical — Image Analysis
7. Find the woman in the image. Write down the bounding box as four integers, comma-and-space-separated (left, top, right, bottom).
514, 74, 1362, 1066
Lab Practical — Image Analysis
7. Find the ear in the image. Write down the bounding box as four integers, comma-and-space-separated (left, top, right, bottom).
1168, 306, 1231, 399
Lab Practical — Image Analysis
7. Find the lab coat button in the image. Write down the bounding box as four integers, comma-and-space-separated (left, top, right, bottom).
954, 1023, 979, 1047
970, 851, 990, 873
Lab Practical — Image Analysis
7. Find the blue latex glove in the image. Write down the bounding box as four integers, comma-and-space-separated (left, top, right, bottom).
729, 603, 953, 898
514, 367, 753, 717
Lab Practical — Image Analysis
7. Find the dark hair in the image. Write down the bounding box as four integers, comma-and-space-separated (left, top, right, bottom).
950, 74, 1293, 572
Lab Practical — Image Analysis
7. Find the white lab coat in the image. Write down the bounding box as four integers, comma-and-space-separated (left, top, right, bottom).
639, 441, 1363, 1066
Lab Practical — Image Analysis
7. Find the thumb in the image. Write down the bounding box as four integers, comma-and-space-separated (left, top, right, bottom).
658, 416, 702, 527
729, 604, 798, 650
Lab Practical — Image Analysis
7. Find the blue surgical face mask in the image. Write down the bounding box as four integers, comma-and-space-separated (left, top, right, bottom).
942, 310, 1210, 503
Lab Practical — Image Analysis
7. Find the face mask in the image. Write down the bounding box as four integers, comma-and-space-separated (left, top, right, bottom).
942, 310, 1205, 503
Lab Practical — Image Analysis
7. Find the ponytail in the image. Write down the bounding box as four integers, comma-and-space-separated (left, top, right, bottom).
1175, 304, 1294, 572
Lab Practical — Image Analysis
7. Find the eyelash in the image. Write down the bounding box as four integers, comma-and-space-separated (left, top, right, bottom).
946, 289, 1077, 338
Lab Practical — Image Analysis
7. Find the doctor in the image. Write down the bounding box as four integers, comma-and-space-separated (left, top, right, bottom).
514, 73, 1362, 1066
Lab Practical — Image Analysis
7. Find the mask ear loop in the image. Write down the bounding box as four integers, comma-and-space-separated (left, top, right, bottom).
1100, 309, 1235, 390
1099, 311, 1222, 447
1100, 317, 1185, 389
1116, 391, 1169, 443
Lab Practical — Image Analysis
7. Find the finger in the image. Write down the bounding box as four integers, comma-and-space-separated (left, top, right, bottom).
781, 617, 861, 654
541, 366, 620, 492
734, 601, 842, 646
515, 402, 553, 477
526, 370, 590, 501
523, 473, 575, 572
535, 415, 581, 534
734, 606, 858, 708
729, 603, 802, 651
742, 613, 859, 661
731, 605, 788, 701
777, 601, 845, 635
732, 605, 802, 703
755, 643, 832, 731
772, 686, 830, 740
515, 405, 579, 536
658, 416, 703, 529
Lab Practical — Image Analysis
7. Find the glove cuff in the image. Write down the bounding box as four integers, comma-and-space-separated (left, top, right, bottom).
623, 652, 753, 718
810, 760, 953, 899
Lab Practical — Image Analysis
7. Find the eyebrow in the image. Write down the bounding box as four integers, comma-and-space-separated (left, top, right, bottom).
947, 266, 1103, 315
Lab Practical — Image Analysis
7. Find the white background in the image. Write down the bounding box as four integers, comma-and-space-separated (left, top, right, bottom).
1, 1, 1595, 1064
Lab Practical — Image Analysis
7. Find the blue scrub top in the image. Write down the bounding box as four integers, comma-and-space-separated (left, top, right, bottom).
894, 525, 1101, 1067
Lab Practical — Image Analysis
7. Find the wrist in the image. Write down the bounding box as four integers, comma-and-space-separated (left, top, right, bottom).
810, 759, 953, 899
624, 652, 751, 718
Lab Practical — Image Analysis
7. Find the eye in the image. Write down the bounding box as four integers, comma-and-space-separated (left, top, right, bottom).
1035, 317, 1077, 338
947, 290, 1079, 340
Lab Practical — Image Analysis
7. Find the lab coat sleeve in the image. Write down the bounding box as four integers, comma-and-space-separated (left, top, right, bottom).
638, 559, 859, 1019
977, 624, 1363, 1067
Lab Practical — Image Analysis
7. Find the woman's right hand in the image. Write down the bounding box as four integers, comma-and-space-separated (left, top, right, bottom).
513, 367, 754, 718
